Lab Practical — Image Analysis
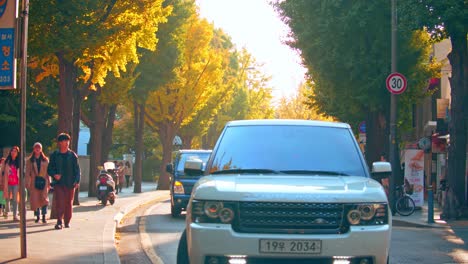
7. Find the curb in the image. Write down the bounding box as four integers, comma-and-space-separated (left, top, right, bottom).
104, 210, 121, 264
392, 219, 447, 229
139, 196, 170, 264
103, 191, 167, 264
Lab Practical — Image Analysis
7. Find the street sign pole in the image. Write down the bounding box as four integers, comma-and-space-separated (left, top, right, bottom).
389, 0, 397, 215
19, 0, 29, 258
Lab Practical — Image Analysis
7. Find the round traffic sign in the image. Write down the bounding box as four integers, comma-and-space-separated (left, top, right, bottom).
386, 72, 407, 94
358, 121, 366, 133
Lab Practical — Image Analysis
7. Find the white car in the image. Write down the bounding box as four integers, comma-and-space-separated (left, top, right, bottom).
178, 119, 391, 264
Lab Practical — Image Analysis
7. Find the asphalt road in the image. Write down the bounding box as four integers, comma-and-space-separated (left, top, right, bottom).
136, 199, 468, 264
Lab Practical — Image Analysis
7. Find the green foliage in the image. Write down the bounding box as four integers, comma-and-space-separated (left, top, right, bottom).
399, 0, 466, 41
275, 81, 335, 121
133, 0, 193, 102
0, 87, 56, 149
274, 0, 438, 128
29, 1, 114, 57
111, 106, 162, 159
142, 156, 162, 182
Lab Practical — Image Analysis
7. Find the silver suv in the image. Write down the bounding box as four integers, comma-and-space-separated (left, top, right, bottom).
178, 119, 391, 264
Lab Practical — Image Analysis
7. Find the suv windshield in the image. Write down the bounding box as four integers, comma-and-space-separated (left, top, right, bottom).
176, 152, 211, 174
209, 125, 367, 176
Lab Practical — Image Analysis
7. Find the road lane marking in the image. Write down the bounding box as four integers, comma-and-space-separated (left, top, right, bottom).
140, 196, 170, 264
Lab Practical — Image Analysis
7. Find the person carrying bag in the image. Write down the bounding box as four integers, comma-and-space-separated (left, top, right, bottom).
26, 142, 51, 224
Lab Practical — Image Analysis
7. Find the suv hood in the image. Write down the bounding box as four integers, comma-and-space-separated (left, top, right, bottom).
192, 174, 388, 203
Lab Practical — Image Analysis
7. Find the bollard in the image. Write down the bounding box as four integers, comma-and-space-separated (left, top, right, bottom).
427, 185, 434, 224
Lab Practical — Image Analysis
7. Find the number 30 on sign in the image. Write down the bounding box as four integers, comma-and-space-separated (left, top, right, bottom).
386, 72, 407, 94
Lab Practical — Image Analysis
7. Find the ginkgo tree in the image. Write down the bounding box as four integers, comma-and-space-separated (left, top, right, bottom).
201, 48, 275, 148
178, 28, 238, 149
28, 0, 171, 196
276, 81, 335, 121
142, 7, 225, 189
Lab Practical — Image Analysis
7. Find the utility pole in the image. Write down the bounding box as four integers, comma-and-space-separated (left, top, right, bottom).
19, 0, 30, 258
389, 0, 398, 214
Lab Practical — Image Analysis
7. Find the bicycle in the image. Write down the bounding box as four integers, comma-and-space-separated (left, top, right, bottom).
394, 183, 416, 216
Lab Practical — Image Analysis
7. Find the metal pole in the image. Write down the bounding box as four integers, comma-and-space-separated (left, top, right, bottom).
428, 185, 435, 223
19, 0, 29, 258
389, 0, 398, 215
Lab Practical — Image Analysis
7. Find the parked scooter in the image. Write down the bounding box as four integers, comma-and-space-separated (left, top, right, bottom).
96, 162, 116, 206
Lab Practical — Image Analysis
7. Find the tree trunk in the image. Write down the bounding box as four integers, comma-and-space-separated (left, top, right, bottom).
203, 117, 219, 149
133, 101, 144, 193
443, 33, 468, 219
102, 105, 117, 161
51, 53, 77, 219
56, 53, 76, 135
88, 91, 106, 197
157, 123, 176, 190
181, 135, 193, 149
365, 110, 388, 168
72, 89, 82, 205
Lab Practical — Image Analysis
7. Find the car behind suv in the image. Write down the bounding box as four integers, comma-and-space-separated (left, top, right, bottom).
166, 149, 212, 217
178, 119, 391, 264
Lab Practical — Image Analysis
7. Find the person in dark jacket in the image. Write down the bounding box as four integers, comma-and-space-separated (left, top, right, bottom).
47, 133, 81, 230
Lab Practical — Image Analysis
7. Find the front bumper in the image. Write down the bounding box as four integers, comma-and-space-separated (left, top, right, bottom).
172, 194, 191, 210
187, 223, 391, 264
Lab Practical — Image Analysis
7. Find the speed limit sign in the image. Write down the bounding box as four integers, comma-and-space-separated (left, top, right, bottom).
386, 72, 407, 94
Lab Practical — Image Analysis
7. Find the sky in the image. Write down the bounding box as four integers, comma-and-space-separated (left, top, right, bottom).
196, 0, 307, 103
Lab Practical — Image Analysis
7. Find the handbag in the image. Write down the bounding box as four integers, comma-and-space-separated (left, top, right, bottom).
35, 176, 46, 190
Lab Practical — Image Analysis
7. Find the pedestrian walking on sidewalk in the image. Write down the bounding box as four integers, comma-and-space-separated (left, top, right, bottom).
1, 146, 21, 221
47, 133, 81, 230
0, 157, 6, 217
124, 161, 132, 188
26, 142, 50, 224
117, 161, 125, 193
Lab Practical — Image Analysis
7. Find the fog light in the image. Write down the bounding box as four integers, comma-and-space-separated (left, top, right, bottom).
333, 258, 350, 264
207, 256, 220, 264
359, 259, 370, 264
228, 257, 246, 264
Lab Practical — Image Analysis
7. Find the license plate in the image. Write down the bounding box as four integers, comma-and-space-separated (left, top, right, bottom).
99, 186, 107, 191
259, 239, 321, 254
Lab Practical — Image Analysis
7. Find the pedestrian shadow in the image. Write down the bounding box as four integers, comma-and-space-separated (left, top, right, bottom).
72, 203, 108, 213
1, 257, 22, 263
0, 219, 65, 238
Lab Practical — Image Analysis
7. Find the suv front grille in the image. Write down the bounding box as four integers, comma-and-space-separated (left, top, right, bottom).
234, 202, 347, 234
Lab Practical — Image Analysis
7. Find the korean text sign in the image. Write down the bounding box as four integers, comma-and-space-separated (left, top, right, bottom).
0, 0, 17, 89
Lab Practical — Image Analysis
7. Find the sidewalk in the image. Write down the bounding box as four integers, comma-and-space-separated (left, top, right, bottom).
392, 200, 448, 228
0, 182, 168, 264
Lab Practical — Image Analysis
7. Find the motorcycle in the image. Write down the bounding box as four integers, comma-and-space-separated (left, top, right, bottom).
96, 162, 116, 206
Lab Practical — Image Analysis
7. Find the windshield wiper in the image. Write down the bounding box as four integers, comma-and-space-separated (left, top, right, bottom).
211, 168, 283, 175
280, 170, 349, 176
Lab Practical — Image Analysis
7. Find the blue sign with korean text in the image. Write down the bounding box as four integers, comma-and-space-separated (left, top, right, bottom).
0, 28, 14, 88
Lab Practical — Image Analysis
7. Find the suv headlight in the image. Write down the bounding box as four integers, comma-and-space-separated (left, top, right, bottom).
346, 203, 388, 225
191, 200, 237, 224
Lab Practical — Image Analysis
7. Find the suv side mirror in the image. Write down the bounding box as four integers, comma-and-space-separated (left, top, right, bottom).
371, 161, 392, 181
372, 161, 392, 173
184, 159, 203, 176
166, 163, 173, 174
